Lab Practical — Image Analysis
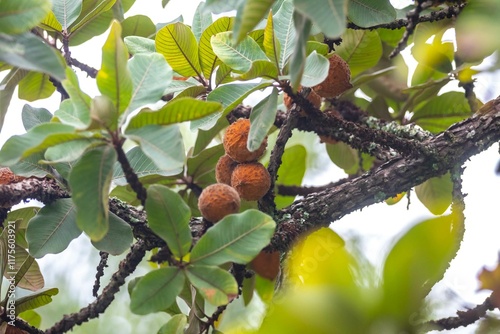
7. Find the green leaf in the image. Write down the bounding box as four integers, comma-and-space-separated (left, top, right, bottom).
199, 17, 234, 79
112, 146, 181, 186
128, 97, 222, 129
335, 30, 382, 77
130, 267, 184, 315
273, 0, 295, 70
305, 41, 329, 56
91, 212, 133, 255
122, 15, 155, 38
125, 53, 173, 119
158, 314, 187, 334
146, 185, 192, 259
186, 144, 224, 185
289, 12, 311, 90
382, 213, 464, 320
293, 0, 346, 38
190, 209, 276, 266
415, 173, 453, 215
156, 22, 202, 78
60, 68, 92, 129
26, 199, 80, 258
18, 72, 56, 102
21, 105, 52, 131
233, 60, 279, 81
124, 36, 156, 55
0, 69, 28, 133
347, 0, 396, 28
0, 0, 52, 34
192, 1, 213, 42
53, 0, 83, 30
10, 152, 53, 178
43, 138, 97, 163
410, 91, 472, 133
248, 88, 278, 151
326, 142, 359, 175
96, 20, 133, 114
215, 62, 234, 86
263, 11, 281, 70
211, 31, 268, 73
68, 145, 116, 241
233, 0, 274, 43
193, 81, 271, 131
275, 145, 306, 209
0, 33, 66, 81
301, 51, 329, 87
0, 123, 81, 166
15, 288, 59, 314
411, 42, 453, 74
68, 0, 116, 35
185, 265, 238, 306
18, 310, 41, 328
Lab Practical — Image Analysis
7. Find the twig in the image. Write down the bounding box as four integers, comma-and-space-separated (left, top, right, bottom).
70, 57, 98, 78
423, 293, 498, 331
92, 251, 109, 297
0, 178, 69, 208
45, 240, 149, 334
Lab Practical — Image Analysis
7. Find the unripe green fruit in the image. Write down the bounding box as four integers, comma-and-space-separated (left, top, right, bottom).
90, 95, 118, 130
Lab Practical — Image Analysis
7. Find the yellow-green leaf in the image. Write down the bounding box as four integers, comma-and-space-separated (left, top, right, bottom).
415, 173, 453, 215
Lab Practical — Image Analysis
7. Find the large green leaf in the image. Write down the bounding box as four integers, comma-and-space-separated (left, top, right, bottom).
15, 288, 59, 314
0, 33, 66, 81
263, 10, 281, 70
199, 17, 234, 79
124, 36, 156, 55
185, 265, 238, 306
0, 123, 82, 166
190, 209, 275, 266
211, 31, 268, 73
68, 0, 116, 35
122, 15, 155, 38
335, 30, 382, 77
288, 12, 311, 90
275, 145, 306, 209
415, 174, 453, 216
146, 185, 192, 259
158, 314, 187, 334
112, 146, 182, 185
125, 53, 173, 118
300, 51, 329, 87
347, 0, 396, 28
192, 1, 213, 42
156, 22, 202, 78
0, 0, 52, 34
410, 91, 472, 133
60, 67, 92, 129
205, 0, 245, 13
130, 267, 184, 315
411, 42, 453, 74
21, 105, 52, 132
53, 0, 83, 30
10, 152, 53, 178
0, 69, 28, 133
326, 141, 359, 175
26, 199, 80, 259
96, 20, 133, 114
68, 145, 116, 241
293, 0, 346, 38
233, 60, 279, 81
186, 144, 224, 185
18, 310, 41, 328
127, 97, 222, 129
43, 139, 97, 163
18, 72, 56, 102
248, 88, 278, 151
91, 212, 133, 255
193, 81, 271, 131
233, 0, 274, 43
382, 213, 464, 322
271, 0, 295, 70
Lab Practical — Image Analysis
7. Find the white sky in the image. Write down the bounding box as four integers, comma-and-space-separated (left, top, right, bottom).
1, 1, 499, 332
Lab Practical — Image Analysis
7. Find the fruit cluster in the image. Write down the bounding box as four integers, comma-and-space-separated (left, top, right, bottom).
197, 118, 271, 223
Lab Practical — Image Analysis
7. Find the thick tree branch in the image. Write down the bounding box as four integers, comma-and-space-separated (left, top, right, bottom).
45, 240, 150, 334
271, 108, 500, 251
0, 178, 68, 208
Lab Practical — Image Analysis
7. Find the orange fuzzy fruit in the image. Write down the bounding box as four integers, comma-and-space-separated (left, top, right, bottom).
198, 183, 241, 223
215, 154, 238, 185
231, 162, 271, 201
251, 250, 280, 280
223, 119, 267, 163
0, 168, 25, 185
283, 86, 322, 110
312, 54, 352, 98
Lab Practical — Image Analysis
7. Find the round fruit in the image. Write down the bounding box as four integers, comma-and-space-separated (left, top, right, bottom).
251, 250, 280, 280
198, 183, 241, 223
283, 86, 322, 110
312, 54, 352, 98
223, 119, 266, 163
231, 162, 271, 201
215, 154, 238, 185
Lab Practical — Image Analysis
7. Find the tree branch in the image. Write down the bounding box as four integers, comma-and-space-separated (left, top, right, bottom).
45, 240, 149, 334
